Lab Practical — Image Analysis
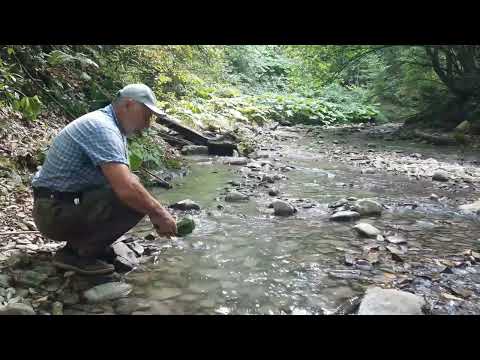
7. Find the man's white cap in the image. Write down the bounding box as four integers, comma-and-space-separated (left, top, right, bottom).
118, 84, 165, 117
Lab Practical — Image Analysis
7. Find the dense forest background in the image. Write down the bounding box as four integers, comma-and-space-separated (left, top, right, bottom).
1, 45, 479, 172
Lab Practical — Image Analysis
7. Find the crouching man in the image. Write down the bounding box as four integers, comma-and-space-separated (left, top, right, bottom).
32, 84, 176, 275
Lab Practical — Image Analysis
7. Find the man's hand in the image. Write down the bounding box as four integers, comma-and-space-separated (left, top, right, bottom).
149, 207, 177, 238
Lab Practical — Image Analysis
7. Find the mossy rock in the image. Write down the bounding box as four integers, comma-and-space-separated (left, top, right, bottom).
176, 215, 196, 237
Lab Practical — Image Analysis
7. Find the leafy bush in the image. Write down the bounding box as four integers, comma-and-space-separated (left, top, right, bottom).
13, 95, 43, 121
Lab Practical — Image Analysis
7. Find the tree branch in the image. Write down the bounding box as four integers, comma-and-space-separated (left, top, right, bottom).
327, 45, 394, 84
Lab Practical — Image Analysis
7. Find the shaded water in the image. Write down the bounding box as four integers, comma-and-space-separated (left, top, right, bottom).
126, 128, 480, 314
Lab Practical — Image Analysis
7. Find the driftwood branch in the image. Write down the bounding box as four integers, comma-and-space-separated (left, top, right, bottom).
141, 167, 172, 189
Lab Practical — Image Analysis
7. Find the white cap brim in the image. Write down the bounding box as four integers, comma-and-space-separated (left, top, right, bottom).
145, 103, 166, 117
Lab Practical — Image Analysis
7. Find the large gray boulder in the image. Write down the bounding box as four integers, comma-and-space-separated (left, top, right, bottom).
352, 199, 383, 216
358, 287, 425, 315
271, 200, 296, 216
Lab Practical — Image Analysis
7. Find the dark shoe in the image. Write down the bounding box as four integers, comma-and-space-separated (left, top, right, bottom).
52, 246, 115, 276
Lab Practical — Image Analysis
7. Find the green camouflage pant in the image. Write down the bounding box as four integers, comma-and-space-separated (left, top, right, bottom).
32, 186, 144, 257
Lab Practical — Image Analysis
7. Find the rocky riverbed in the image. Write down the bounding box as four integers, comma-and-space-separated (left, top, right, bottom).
2, 122, 480, 315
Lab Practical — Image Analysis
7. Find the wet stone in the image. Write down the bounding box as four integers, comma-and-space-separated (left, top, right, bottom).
329, 198, 349, 209
386, 235, 407, 244
111, 241, 140, 272
272, 200, 296, 216
330, 211, 360, 222
268, 188, 280, 196
354, 223, 381, 237
351, 199, 383, 216
225, 191, 249, 202
129, 242, 144, 256
432, 171, 449, 182
344, 254, 356, 266
358, 287, 425, 315
355, 259, 373, 271
169, 199, 201, 211
83, 282, 132, 304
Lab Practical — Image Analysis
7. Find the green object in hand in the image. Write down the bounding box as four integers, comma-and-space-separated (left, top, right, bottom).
177, 215, 196, 237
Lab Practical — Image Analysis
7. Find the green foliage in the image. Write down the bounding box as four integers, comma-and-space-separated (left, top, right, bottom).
13, 95, 43, 121
128, 133, 164, 171
257, 86, 379, 125
223, 46, 291, 93
6, 44, 476, 174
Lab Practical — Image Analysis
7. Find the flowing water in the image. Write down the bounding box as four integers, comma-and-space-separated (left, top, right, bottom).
125, 126, 480, 315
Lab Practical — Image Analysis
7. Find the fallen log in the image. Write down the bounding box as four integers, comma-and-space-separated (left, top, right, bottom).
155, 114, 210, 146
154, 130, 193, 148
155, 113, 237, 156
413, 129, 458, 145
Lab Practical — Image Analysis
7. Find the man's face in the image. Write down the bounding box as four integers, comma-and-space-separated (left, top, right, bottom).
124, 100, 154, 135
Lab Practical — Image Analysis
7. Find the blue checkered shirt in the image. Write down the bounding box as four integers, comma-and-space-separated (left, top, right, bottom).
32, 104, 129, 192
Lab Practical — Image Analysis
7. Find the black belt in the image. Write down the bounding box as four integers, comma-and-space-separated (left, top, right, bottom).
33, 187, 83, 203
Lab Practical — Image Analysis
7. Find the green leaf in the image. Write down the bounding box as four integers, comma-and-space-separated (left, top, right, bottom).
128, 152, 143, 171
13, 95, 43, 121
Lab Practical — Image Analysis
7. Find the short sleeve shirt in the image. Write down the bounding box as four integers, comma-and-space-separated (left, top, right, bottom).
32, 104, 129, 192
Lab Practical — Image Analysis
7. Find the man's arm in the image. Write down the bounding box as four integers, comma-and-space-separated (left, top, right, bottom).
101, 163, 177, 236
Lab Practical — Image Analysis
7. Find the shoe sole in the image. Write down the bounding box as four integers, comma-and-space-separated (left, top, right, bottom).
52, 260, 115, 276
